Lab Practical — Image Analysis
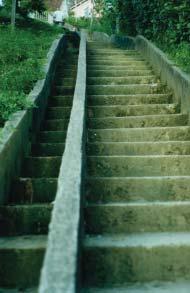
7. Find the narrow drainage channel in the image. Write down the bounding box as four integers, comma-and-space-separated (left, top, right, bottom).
0, 36, 79, 292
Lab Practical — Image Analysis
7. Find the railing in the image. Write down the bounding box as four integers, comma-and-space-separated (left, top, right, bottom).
29, 11, 54, 24
39, 31, 87, 293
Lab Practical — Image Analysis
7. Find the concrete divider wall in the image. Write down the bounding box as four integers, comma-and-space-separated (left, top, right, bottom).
39, 31, 87, 293
0, 34, 67, 204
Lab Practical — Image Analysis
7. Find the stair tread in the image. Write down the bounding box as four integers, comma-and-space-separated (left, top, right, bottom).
0, 235, 47, 249
84, 232, 190, 248
86, 201, 190, 207
89, 113, 186, 120
82, 281, 190, 292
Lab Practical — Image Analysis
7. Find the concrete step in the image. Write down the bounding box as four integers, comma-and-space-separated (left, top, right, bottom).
0, 287, 37, 292
82, 281, 190, 292
87, 84, 165, 95
0, 204, 52, 236
87, 69, 153, 77
46, 107, 71, 119
88, 65, 151, 71
88, 126, 190, 142
88, 94, 172, 106
87, 104, 178, 118
85, 201, 190, 234
88, 60, 148, 66
86, 176, 190, 203
38, 131, 67, 143
87, 155, 190, 177
32, 143, 65, 156
0, 235, 46, 287
54, 85, 75, 95
57, 65, 77, 71
49, 95, 73, 107
83, 232, 190, 285
87, 141, 190, 156
43, 119, 69, 131
56, 77, 76, 86
88, 114, 188, 129
22, 156, 61, 178
87, 76, 158, 85
10, 178, 57, 204
87, 56, 144, 61
87, 49, 139, 56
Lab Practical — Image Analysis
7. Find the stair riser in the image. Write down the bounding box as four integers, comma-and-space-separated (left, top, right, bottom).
88, 115, 187, 129
87, 51, 139, 56
49, 97, 73, 107
38, 131, 67, 143
43, 120, 69, 131
87, 66, 151, 71
56, 70, 77, 78
23, 157, 61, 178
88, 105, 177, 118
46, 108, 71, 119
0, 249, 45, 287
10, 178, 57, 204
32, 143, 65, 156
83, 246, 190, 285
87, 156, 190, 177
85, 203, 190, 234
56, 78, 76, 86
87, 76, 157, 85
0, 205, 52, 236
88, 95, 171, 106
54, 86, 75, 95
88, 127, 190, 142
87, 142, 190, 156
88, 61, 147, 66
87, 85, 164, 95
87, 70, 153, 77
86, 177, 190, 203
87, 56, 144, 61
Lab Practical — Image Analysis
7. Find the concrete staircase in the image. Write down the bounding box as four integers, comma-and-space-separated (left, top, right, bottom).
0, 47, 78, 291
82, 42, 190, 291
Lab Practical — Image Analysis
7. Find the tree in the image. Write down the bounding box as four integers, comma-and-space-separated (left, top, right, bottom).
5, 0, 46, 18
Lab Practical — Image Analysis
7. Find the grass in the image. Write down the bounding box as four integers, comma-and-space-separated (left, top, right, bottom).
0, 14, 64, 126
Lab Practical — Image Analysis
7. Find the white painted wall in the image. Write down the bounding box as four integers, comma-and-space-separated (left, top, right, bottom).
71, 0, 93, 18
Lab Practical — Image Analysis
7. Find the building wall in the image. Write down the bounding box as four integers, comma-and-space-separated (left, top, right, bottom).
71, 0, 93, 18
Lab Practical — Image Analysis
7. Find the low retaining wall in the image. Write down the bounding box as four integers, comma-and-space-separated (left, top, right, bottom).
135, 36, 190, 112
0, 34, 67, 204
39, 31, 87, 293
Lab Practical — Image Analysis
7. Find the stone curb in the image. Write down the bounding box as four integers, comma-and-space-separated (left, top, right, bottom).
0, 34, 67, 203
39, 31, 87, 293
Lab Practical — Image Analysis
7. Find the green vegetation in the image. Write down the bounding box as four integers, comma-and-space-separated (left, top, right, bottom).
67, 15, 113, 35
3, 0, 45, 17
159, 42, 190, 74
83, 0, 190, 74
0, 18, 62, 126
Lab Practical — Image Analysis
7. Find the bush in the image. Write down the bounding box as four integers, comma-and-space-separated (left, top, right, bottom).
118, 0, 190, 44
